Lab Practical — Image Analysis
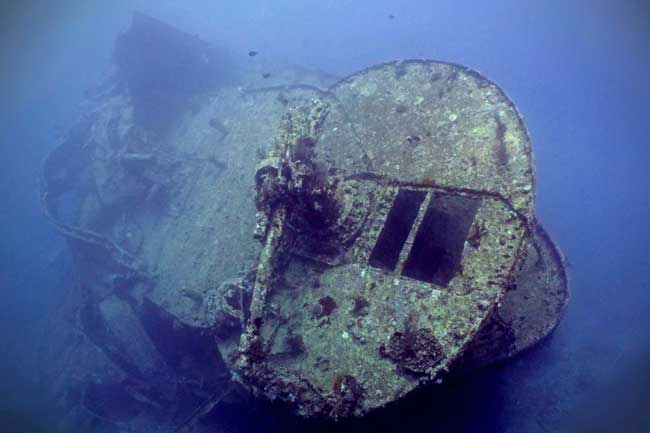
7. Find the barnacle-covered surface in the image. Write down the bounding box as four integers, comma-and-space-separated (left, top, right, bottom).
332, 61, 536, 219
38, 13, 568, 431
223, 60, 537, 418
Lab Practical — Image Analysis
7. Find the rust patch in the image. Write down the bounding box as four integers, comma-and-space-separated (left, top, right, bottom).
318, 296, 338, 317
351, 297, 370, 317
331, 374, 364, 418
283, 334, 306, 357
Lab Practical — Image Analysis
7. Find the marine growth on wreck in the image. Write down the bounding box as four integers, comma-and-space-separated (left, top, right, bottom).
39, 13, 569, 431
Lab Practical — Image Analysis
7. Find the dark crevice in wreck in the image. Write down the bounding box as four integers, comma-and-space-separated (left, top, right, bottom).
402, 194, 482, 286
368, 189, 426, 272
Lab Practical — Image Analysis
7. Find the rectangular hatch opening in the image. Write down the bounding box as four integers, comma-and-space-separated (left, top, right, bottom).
402, 194, 481, 287
368, 189, 426, 272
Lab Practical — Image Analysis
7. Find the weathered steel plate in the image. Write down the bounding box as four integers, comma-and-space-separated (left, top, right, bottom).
212, 60, 537, 418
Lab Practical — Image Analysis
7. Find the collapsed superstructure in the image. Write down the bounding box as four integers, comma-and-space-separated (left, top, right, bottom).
39, 13, 568, 432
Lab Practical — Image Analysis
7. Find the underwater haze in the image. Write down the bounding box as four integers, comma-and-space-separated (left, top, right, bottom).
1, 1, 649, 432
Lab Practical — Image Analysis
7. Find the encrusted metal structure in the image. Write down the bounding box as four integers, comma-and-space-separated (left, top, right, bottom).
39, 14, 568, 431
207, 61, 567, 418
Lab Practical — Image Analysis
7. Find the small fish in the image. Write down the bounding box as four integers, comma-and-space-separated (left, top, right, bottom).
262, 72, 271, 79
388, 14, 395, 20
248, 50, 258, 57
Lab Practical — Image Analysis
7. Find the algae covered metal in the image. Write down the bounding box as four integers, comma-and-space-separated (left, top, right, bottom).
39, 14, 568, 429
207, 61, 566, 418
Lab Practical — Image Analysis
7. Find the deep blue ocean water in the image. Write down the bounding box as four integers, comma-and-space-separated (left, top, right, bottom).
1, 1, 648, 432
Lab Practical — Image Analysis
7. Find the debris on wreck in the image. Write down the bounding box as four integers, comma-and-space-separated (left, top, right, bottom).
39, 12, 568, 431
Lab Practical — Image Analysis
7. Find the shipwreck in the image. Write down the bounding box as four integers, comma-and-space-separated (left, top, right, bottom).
39, 13, 568, 432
